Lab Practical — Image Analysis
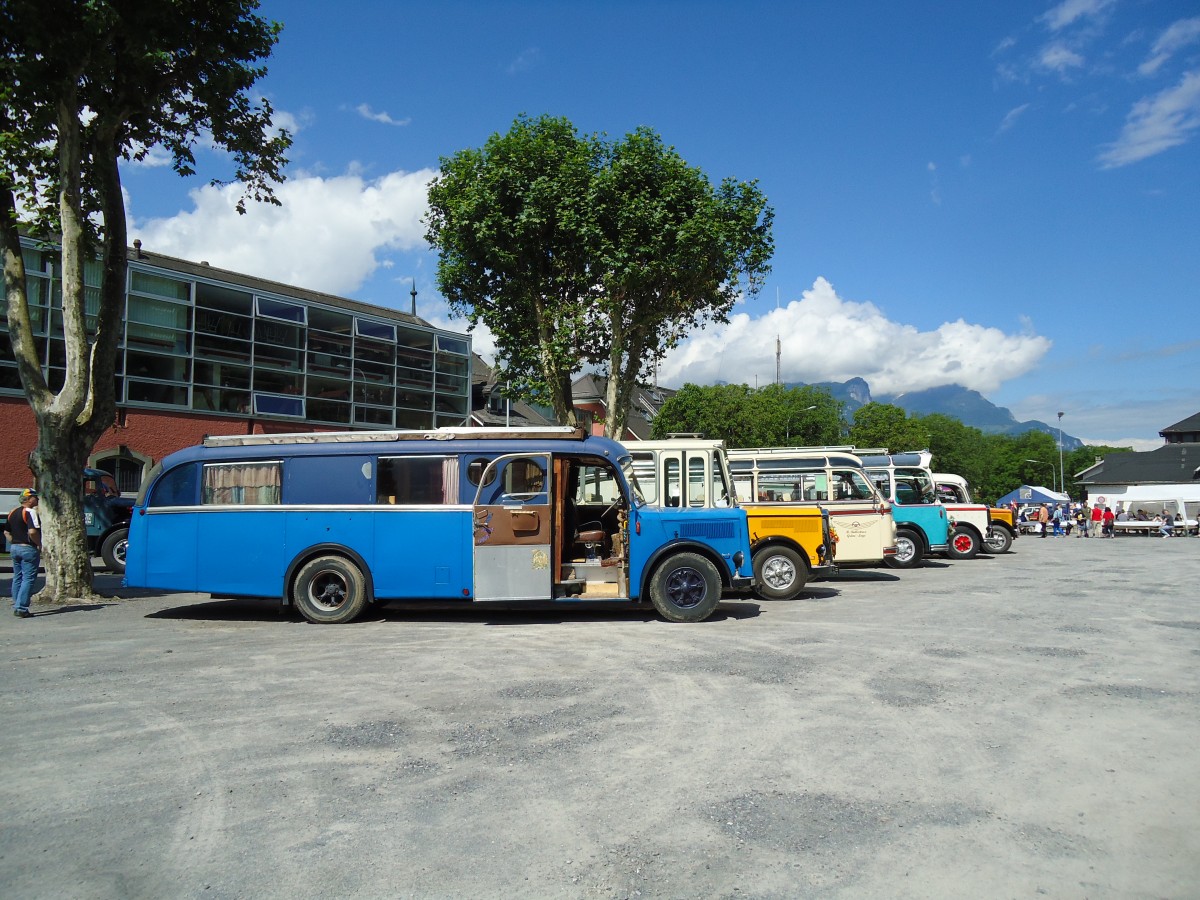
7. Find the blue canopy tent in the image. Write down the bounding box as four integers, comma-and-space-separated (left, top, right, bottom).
995, 485, 1070, 506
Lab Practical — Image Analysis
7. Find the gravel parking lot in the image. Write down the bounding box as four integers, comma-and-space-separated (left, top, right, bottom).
2, 535, 1198, 899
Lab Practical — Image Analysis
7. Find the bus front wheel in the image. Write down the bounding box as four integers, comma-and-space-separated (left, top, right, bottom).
649, 552, 721, 623
984, 526, 1013, 554
948, 526, 980, 560
293, 555, 368, 624
885, 531, 921, 569
753, 546, 809, 601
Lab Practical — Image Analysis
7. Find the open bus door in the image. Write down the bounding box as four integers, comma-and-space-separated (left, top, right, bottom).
472, 452, 554, 601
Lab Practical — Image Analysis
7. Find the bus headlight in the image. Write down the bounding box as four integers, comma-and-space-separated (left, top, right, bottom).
733, 551, 745, 570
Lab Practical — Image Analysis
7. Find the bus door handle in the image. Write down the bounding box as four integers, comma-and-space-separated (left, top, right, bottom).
510, 509, 541, 533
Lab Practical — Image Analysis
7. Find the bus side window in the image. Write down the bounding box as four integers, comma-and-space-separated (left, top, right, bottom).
149, 463, 199, 507
376, 456, 460, 505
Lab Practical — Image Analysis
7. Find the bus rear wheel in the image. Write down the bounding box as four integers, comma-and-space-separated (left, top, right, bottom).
885, 530, 921, 569
753, 546, 809, 601
649, 552, 721, 623
948, 526, 980, 560
293, 555, 368, 624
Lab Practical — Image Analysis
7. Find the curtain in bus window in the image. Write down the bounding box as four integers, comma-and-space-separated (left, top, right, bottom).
441, 456, 459, 504
202, 462, 282, 505
377, 456, 457, 505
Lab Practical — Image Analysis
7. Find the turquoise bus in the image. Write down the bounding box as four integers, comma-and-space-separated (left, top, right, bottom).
124, 427, 754, 624
854, 450, 951, 567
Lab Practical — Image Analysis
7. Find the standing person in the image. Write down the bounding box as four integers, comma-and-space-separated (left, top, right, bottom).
1091, 502, 1104, 537
1051, 504, 1064, 537
1103, 505, 1115, 538
5, 488, 41, 618
1075, 504, 1089, 538
1038, 503, 1050, 538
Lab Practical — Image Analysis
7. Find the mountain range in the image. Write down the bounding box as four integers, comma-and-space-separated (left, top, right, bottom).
804, 378, 1085, 450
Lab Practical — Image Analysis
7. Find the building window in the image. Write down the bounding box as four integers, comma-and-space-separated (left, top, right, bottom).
356, 318, 396, 341
253, 393, 304, 418
256, 296, 306, 324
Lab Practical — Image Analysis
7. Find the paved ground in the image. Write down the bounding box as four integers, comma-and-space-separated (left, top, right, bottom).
1, 534, 1197, 899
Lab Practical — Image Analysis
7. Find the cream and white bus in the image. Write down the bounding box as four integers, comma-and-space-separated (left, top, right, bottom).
724, 448, 898, 568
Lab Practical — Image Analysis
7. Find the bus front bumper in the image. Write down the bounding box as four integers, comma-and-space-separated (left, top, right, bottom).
812, 563, 838, 581
730, 574, 754, 593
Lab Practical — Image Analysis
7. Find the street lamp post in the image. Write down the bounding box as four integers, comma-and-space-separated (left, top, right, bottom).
1024, 459, 1055, 493
1057, 412, 1065, 498
785, 406, 818, 444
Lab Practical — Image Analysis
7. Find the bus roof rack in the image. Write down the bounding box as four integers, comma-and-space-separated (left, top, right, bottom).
202, 426, 586, 448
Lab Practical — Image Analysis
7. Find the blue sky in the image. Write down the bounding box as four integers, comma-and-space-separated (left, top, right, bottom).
123, 0, 1200, 449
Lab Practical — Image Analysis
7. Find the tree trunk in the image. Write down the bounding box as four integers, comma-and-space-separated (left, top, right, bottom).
535, 297, 578, 427
603, 317, 643, 440
28, 426, 96, 602
13, 112, 127, 605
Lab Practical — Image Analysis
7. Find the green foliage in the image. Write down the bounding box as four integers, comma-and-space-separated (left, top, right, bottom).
2, 0, 290, 239
657, 388, 1133, 504
651, 383, 843, 448
425, 115, 774, 436
848, 403, 929, 452
424, 115, 596, 425
1, 0, 290, 600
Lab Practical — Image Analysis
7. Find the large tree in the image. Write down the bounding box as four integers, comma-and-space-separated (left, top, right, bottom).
1, 0, 290, 603
425, 115, 598, 427
425, 115, 774, 438
584, 127, 773, 438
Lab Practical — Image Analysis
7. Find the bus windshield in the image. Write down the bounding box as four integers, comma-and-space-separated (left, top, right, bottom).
895, 467, 936, 504
618, 455, 648, 507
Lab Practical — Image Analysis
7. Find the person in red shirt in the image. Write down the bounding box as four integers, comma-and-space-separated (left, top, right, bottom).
1102, 506, 1115, 538
1091, 502, 1104, 537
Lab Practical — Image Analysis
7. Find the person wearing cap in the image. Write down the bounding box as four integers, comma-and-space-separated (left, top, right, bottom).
5, 488, 41, 618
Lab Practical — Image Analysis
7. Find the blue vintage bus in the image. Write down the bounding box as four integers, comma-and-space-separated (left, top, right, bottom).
124, 427, 754, 623
854, 450, 951, 568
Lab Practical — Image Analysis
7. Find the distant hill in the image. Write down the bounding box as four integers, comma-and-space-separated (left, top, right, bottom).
792, 379, 1083, 450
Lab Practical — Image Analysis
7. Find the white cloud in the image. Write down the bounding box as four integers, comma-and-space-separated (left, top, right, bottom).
997, 103, 1031, 134
1139, 17, 1200, 76
125, 143, 175, 169
355, 104, 411, 127
130, 167, 436, 295
269, 107, 308, 139
1037, 42, 1085, 73
1098, 69, 1200, 168
657, 278, 1053, 395
507, 48, 541, 75
1040, 0, 1115, 33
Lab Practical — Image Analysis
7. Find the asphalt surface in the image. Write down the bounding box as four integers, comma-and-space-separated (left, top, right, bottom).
1, 533, 1198, 899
